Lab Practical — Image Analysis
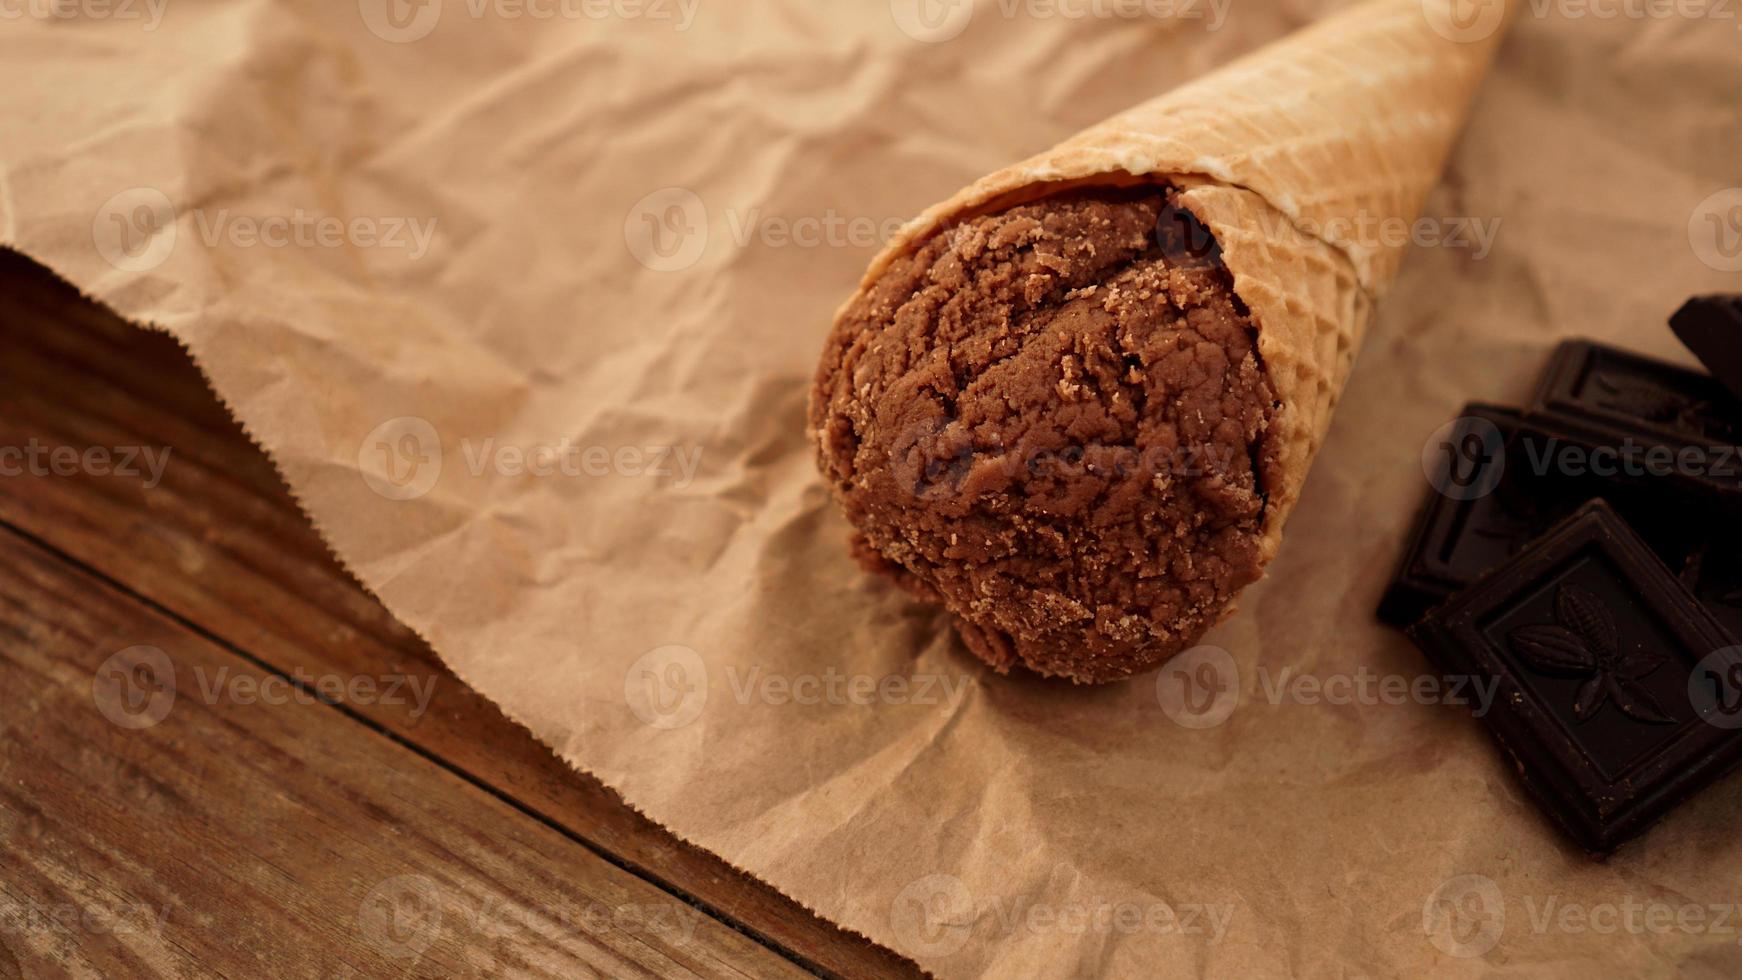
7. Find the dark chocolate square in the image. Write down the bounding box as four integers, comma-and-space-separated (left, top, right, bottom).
1378, 405, 1703, 628
1520, 339, 1742, 501
1683, 535, 1742, 641
1379, 406, 1525, 627
1409, 500, 1742, 853
1670, 295, 1742, 403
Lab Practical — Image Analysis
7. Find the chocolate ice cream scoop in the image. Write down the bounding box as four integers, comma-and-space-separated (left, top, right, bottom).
809, 188, 1279, 682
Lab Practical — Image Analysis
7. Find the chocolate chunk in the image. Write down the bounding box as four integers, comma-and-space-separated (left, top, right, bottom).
1519, 339, 1742, 503
1380, 406, 1526, 627
1682, 535, 1742, 641
1408, 500, 1742, 853
1671, 295, 1742, 403
1377, 405, 1702, 628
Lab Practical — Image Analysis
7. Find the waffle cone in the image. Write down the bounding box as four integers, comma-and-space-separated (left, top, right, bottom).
839, 0, 1513, 559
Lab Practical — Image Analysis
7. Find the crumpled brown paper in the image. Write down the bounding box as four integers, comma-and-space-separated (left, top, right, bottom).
6, 1, 1742, 975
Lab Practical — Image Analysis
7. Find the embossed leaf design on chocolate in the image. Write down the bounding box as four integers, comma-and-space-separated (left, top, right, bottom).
1508, 584, 1673, 724
1508, 624, 1594, 674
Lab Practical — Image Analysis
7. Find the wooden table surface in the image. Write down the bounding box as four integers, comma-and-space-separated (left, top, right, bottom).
0, 250, 921, 979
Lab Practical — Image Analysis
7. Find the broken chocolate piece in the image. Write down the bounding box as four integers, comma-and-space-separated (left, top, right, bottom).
1381, 406, 1527, 627
1378, 405, 1702, 628
1408, 500, 1742, 853
1671, 295, 1742, 403
1520, 340, 1742, 502
1683, 534, 1742, 641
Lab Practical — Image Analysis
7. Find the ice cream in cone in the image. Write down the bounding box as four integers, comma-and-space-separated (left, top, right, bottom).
809, 0, 1514, 682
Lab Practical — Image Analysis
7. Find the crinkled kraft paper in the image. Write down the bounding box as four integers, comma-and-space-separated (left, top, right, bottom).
4, 1, 1741, 975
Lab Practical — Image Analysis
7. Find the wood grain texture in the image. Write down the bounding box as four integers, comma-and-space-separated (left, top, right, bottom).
0, 525, 809, 979
0, 250, 918, 979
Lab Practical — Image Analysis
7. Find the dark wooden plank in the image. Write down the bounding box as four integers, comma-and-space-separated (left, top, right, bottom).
0, 523, 812, 979
0, 249, 918, 979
